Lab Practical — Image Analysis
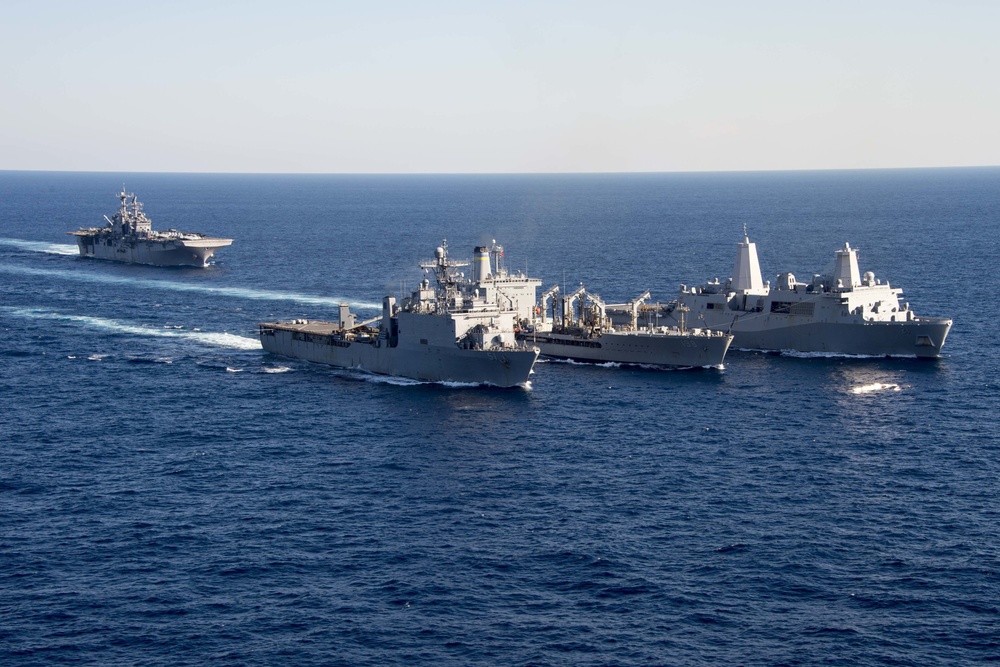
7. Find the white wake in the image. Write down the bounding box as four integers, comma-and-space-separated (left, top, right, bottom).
0, 238, 79, 255
0, 307, 261, 350
0, 263, 380, 310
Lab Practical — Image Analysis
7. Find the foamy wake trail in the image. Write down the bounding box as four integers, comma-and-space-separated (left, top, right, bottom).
773, 349, 886, 359
0, 238, 80, 255
346, 368, 523, 389
545, 357, 694, 371
0, 264, 380, 310
0, 307, 261, 350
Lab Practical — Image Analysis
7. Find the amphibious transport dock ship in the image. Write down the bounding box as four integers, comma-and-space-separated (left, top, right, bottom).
69, 188, 232, 267
666, 232, 952, 358
258, 241, 539, 387
524, 283, 732, 368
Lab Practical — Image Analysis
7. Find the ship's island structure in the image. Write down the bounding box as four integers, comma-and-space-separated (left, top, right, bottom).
661, 231, 952, 357
69, 188, 232, 267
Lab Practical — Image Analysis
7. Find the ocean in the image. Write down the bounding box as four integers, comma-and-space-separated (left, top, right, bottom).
1, 168, 997, 666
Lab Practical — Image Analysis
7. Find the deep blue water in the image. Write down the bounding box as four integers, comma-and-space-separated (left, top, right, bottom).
1, 168, 998, 666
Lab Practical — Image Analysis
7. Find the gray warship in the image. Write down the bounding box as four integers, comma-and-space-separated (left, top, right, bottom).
69, 187, 233, 267
666, 231, 952, 357
525, 282, 732, 368
258, 241, 539, 387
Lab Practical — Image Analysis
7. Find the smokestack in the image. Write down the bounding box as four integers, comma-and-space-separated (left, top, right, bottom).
473, 246, 491, 282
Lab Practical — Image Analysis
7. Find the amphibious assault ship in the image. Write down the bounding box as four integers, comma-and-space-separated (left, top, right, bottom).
665, 231, 952, 357
69, 188, 232, 267
258, 241, 539, 387
524, 283, 732, 368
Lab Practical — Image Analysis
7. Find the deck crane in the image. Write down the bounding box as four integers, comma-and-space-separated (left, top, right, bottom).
583, 290, 607, 329
562, 284, 587, 327
625, 290, 651, 330
539, 284, 560, 325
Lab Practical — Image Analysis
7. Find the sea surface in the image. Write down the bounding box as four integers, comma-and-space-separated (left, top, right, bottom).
1, 168, 998, 666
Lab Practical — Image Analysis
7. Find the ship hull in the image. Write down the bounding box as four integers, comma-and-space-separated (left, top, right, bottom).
525, 330, 732, 367
670, 308, 952, 358
73, 235, 232, 267
260, 324, 538, 387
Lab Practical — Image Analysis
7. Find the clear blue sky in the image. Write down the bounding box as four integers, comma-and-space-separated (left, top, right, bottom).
1, 0, 997, 173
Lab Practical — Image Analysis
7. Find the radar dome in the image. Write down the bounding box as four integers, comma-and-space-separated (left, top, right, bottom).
435, 247, 445, 259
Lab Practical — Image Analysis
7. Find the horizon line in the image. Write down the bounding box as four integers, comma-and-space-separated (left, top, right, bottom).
1, 164, 999, 177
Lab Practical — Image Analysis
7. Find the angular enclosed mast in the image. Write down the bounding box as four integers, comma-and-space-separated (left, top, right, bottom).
833, 242, 862, 289
732, 225, 766, 294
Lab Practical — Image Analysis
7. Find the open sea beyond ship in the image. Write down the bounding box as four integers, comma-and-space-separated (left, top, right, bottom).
1, 168, 998, 666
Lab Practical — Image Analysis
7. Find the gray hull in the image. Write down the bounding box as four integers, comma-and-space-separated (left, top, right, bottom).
74, 235, 231, 267
712, 317, 952, 358
527, 330, 732, 367
260, 324, 537, 387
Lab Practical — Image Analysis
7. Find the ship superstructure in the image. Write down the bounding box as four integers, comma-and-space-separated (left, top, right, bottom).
69, 187, 232, 267
669, 232, 952, 357
258, 241, 539, 387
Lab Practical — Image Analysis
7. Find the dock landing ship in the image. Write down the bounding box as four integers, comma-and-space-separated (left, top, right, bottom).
259, 241, 539, 387
69, 188, 232, 267
667, 232, 952, 358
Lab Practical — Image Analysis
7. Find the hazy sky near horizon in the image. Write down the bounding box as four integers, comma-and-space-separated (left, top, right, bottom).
2, 1, 997, 173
